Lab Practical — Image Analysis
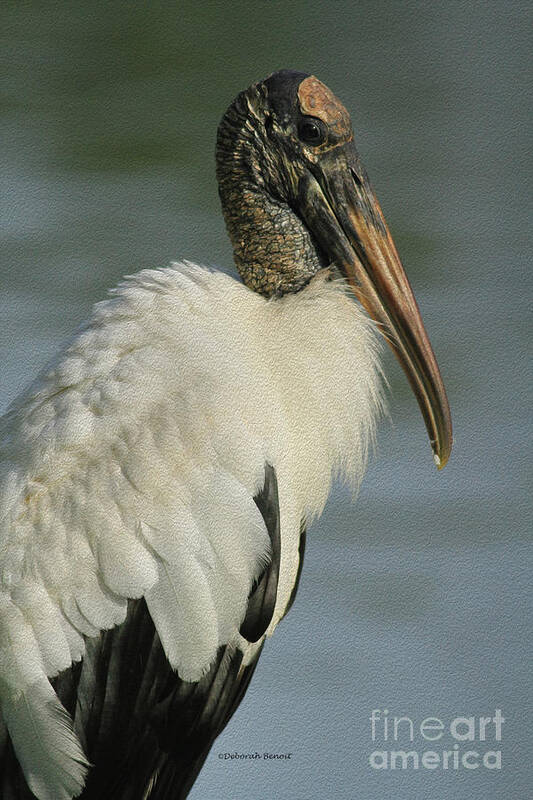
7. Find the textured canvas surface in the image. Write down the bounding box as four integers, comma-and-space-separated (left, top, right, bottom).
1, 2, 530, 798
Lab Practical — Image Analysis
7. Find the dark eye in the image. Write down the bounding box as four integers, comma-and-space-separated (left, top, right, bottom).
298, 117, 326, 145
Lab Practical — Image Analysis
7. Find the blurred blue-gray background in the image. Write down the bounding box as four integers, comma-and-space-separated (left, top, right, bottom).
1, 1, 530, 798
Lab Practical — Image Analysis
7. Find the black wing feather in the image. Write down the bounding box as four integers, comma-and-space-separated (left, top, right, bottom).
282, 520, 306, 620
239, 463, 281, 642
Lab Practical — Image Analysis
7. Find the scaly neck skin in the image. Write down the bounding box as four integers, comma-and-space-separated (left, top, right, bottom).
218, 179, 325, 297
216, 91, 325, 298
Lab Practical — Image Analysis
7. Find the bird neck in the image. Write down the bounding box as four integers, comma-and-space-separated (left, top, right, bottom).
218, 179, 325, 297
216, 90, 325, 298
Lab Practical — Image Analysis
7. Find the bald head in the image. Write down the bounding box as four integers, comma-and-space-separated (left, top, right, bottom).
297, 75, 352, 142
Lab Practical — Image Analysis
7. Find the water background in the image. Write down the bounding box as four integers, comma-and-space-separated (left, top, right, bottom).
1, 2, 531, 798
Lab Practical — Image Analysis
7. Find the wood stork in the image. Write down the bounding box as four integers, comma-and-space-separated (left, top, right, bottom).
0, 70, 452, 799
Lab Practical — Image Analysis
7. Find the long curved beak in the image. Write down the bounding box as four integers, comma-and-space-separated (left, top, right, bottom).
297, 141, 452, 468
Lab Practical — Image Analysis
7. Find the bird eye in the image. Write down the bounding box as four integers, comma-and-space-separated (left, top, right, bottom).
298, 117, 326, 146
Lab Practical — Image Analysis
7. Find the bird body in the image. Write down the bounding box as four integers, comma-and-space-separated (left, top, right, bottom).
0, 262, 381, 798
0, 69, 451, 799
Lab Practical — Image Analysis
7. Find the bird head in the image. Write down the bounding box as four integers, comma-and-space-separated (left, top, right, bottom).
216, 70, 452, 469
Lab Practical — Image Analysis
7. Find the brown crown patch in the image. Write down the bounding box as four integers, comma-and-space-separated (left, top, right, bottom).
297, 76, 352, 141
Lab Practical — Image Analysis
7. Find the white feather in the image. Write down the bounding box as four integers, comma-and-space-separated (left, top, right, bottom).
1, 679, 88, 800
10, 583, 72, 676
0, 595, 88, 798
